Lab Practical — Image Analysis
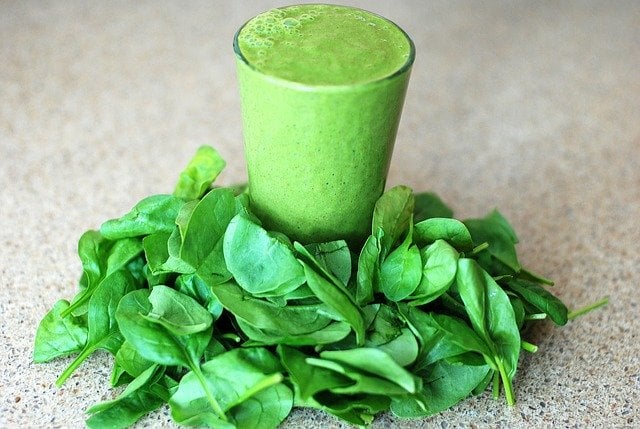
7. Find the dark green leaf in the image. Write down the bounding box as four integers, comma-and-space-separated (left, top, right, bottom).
464, 210, 520, 272
508, 279, 568, 325
390, 360, 490, 418
413, 192, 454, 221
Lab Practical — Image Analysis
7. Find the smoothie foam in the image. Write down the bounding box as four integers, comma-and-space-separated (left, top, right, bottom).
236, 5, 412, 85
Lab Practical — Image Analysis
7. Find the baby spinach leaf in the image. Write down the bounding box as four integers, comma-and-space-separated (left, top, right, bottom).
211, 281, 332, 335
428, 313, 494, 360
414, 217, 473, 251
303, 240, 352, 286
57, 270, 137, 386
86, 383, 166, 429
223, 215, 305, 295
87, 364, 163, 414
456, 258, 520, 404
115, 289, 211, 368
307, 391, 390, 427
508, 278, 568, 325
373, 328, 419, 367
413, 191, 454, 221
173, 145, 226, 201
464, 210, 520, 272
33, 300, 88, 363
390, 360, 490, 418
144, 285, 214, 336
114, 340, 154, 378
176, 273, 224, 318
277, 346, 352, 400
306, 357, 412, 396
228, 383, 293, 429
177, 188, 236, 273
356, 232, 382, 305
169, 348, 292, 428
100, 195, 184, 240
64, 235, 143, 317
320, 348, 420, 393
410, 239, 458, 305
372, 185, 415, 255
238, 318, 351, 346
299, 260, 366, 347
379, 224, 422, 301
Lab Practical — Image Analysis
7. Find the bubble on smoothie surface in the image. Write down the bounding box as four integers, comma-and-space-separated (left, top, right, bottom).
236, 4, 412, 85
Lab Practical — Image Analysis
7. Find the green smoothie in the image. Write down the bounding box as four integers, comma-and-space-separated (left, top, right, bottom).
234, 4, 414, 244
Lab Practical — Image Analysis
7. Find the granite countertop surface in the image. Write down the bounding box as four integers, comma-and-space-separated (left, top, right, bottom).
1, 1, 638, 427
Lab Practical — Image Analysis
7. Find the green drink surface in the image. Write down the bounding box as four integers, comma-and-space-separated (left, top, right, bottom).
236, 4, 412, 85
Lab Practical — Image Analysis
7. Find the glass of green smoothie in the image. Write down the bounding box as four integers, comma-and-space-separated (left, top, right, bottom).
234, 4, 414, 245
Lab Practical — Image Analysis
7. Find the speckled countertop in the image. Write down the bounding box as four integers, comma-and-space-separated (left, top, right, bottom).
1, 1, 638, 427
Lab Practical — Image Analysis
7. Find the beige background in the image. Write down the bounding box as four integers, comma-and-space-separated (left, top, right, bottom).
1, 1, 639, 427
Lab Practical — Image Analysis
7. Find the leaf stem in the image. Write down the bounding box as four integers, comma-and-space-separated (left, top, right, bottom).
189, 357, 227, 422
56, 344, 95, 387
496, 359, 516, 406
568, 296, 609, 321
521, 341, 538, 353
471, 242, 489, 255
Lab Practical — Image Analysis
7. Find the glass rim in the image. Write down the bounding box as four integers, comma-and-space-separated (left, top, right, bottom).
233, 4, 416, 91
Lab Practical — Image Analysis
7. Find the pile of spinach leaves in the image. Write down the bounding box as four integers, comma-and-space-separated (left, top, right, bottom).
33, 145, 605, 428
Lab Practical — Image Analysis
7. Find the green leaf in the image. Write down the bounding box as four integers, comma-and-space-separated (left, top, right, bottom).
303, 240, 352, 287
372, 185, 415, 255
410, 239, 458, 305
464, 210, 520, 272
298, 260, 366, 347
173, 145, 226, 200
211, 281, 332, 335
238, 318, 351, 346
508, 279, 568, 326
356, 232, 381, 305
100, 194, 184, 240
177, 188, 236, 273
277, 346, 352, 400
115, 289, 211, 367
169, 348, 292, 428
320, 348, 420, 393
64, 235, 143, 317
144, 285, 214, 336
57, 270, 137, 386
456, 258, 520, 404
33, 300, 88, 363
413, 192, 454, 221
223, 215, 305, 295
414, 217, 473, 251
390, 360, 490, 418
114, 340, 154, 378
379, 225, 422, 301
86, 384, 166, 429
